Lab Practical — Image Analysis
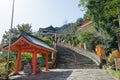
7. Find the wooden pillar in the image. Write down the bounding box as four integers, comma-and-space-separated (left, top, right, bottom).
14, 50, 21, 73
32, 50, 37, 74
45, 53, 49, 71
51, 52, 54, 60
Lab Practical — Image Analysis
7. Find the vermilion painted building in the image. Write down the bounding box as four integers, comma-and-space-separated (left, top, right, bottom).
3, 31, 56, 74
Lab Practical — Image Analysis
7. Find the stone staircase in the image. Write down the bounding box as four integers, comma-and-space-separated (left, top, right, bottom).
56, 45, 99, 69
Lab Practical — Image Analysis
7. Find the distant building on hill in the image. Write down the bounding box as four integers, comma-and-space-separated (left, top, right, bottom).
77, 19, 93, 31
76, 19, 99, 37
38, 25, 57, 36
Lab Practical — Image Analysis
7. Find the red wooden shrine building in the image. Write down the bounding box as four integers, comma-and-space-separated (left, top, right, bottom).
4, 32, 56, 74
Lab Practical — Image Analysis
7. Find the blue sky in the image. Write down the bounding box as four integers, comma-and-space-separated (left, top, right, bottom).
0, 0, 85, 42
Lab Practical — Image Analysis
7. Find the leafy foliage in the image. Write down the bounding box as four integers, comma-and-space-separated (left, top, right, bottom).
0, 62, 6, 76
5, 61, 15, 73
78, 30, 91, 43
76, 18, 83, 26
78, 0, 120, 51
107, 50, 120, 64
1, 24, 33, 45
40, 36, 53, 46
78, 31, 94, 51
20, 53, 32, 69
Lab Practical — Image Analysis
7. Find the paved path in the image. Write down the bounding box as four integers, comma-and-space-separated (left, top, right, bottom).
10, 69, 115, 80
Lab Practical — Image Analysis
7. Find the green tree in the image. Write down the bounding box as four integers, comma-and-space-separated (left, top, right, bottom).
76, 18, 83, 26
78, 31, 91, 43
17, 24, 32, 33
79, 0, 119, 33
78, 0, 120, 50
40, 36, 53, 46
1, 24, 33, 45
78, 31, 93, 50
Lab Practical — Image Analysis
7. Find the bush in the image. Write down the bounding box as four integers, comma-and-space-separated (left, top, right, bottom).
4, 61, 15, 74
8, 61, 15, 73
99, 58, 107, 68
0, 62, 6, 76
108, 50, 120, 64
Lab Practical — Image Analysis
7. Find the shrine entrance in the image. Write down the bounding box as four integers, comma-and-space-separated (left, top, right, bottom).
4, 32, 56, 74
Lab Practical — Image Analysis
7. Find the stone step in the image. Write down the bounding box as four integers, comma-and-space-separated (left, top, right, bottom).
56, 46, 98, 69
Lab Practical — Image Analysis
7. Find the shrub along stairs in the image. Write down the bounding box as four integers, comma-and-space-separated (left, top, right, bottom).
56, 45, 99, 69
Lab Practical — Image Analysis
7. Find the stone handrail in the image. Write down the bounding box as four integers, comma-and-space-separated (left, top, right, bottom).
58, 43, 100, 65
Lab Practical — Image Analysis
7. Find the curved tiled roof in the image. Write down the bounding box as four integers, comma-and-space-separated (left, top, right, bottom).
21, 32, 56, 51
4, 31, 56, 52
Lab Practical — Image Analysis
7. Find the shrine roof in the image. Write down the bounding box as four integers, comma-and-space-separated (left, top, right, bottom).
4, 31, 56, 52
